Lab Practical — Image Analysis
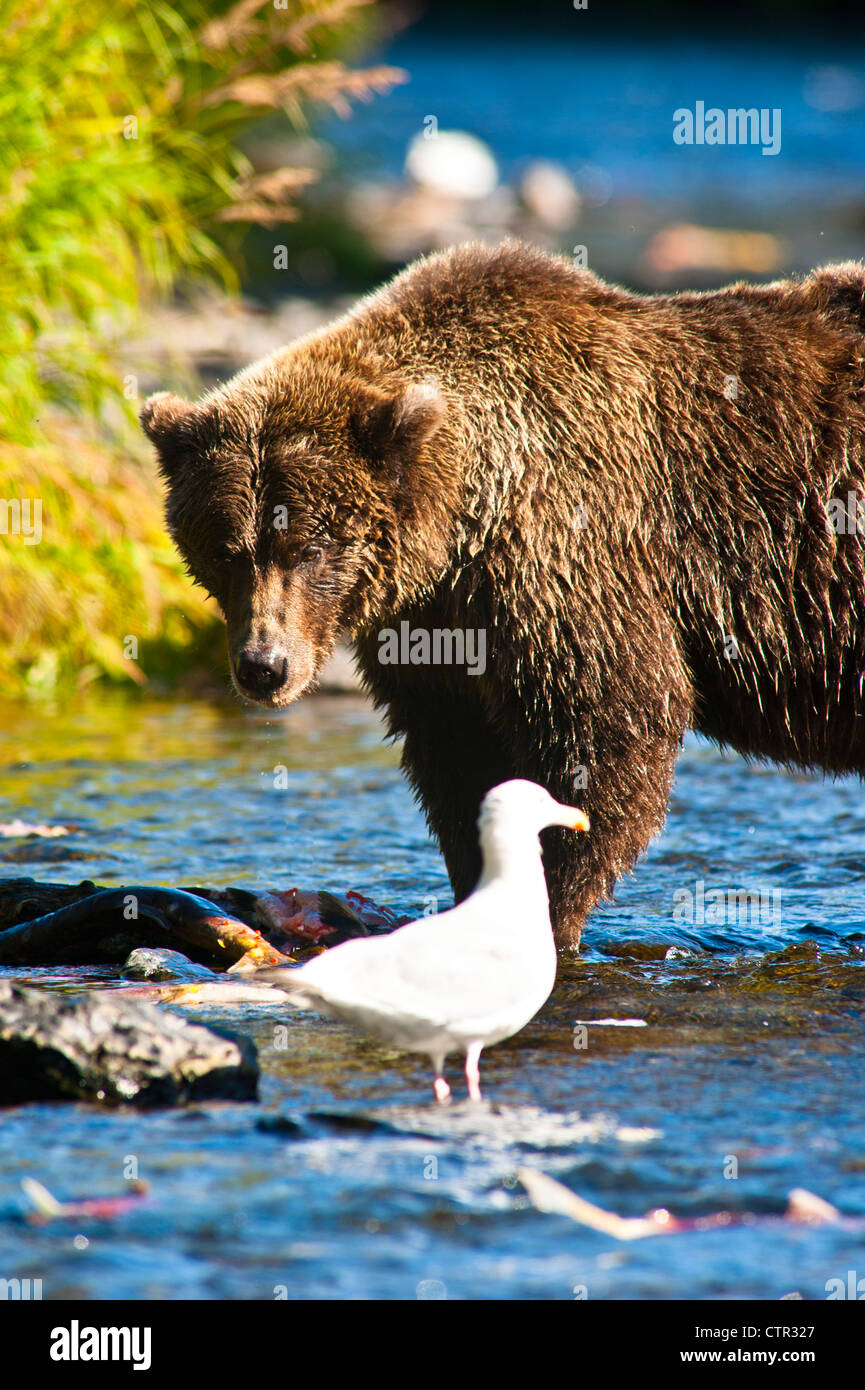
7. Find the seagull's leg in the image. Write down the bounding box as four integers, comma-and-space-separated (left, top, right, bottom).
432, 1055, 450, 1104
465, 1043, 483, 1102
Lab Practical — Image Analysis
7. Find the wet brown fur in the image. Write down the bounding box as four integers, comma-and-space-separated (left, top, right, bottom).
142, 242, 865, 948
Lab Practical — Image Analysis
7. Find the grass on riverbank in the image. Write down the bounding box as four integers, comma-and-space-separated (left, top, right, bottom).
0, 0, 401, 697
0, 420, 224, 701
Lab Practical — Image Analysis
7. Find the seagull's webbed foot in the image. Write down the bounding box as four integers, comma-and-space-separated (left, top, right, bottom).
433, 1075, 451, 1104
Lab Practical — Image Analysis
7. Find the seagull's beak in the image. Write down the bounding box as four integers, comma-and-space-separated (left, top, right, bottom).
556, 805, 590, 832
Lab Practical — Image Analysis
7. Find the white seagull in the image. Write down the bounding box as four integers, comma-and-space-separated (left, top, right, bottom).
255, 779, 589, 1102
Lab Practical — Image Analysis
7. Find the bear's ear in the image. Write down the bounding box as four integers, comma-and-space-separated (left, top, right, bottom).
140, 392, 200, 448
351, 380, 445, 463
140, 392, 206, 482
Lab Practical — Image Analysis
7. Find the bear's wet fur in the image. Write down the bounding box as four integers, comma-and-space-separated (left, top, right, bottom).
142, 242, 865, 947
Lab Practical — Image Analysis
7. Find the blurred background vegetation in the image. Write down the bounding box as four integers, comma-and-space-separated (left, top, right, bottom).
2, 0, 863, 700
0, 0, 400, 698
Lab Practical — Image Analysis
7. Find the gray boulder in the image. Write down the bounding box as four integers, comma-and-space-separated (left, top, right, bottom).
0, 980, 258, 1106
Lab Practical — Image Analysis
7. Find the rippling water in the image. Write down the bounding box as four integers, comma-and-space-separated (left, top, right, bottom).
0, 693, 863, 1300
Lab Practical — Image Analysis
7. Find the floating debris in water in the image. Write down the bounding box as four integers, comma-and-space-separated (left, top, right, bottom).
517, 1167, 846, 1240
785, 1187, 841, 1225
22, 1176, 149, 1224
131, 978, 288, 1006
0, 876, 400, 968
0, 821, 75, 839
573, 1018, 648, 1027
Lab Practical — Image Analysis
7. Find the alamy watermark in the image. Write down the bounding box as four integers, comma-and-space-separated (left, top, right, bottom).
827, 491, 865, 535
673, 878, 781, 928
49, 1322, 151, 1369
0, 1277, 42, 1299
673, 102, 781, 157
826, 1271, 865, 1299
378, 621, 486, 676
0, 497, 42, 545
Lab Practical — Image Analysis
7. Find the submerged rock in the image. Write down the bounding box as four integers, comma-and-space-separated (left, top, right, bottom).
0, 980, 258, 1106
121, 948, 217, 982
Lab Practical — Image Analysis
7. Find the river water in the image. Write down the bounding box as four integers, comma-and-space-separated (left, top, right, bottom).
324, 29, 865, 211
0, 693, 863, 1299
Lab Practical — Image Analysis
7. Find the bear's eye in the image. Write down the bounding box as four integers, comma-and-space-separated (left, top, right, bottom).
300, 543, 324, 563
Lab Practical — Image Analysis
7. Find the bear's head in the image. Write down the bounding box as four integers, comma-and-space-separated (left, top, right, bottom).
140, 361, 451, 707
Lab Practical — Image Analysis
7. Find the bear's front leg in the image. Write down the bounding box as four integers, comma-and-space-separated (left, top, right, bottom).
509, 599, 694, 946
537, 723, 686, 948
397, 686, 518, 908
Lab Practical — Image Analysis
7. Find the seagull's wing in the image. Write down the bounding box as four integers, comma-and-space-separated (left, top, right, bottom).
259, 888, 551, 1033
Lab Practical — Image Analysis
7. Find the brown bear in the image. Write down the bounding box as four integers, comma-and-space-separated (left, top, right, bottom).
141, 241, 865, 948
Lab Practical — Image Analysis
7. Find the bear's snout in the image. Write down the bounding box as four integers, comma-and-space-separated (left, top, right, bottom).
234, 645, 289, 699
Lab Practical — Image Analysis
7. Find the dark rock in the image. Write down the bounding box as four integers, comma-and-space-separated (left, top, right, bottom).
256, 1113, 305, 1137
306, 1109, 402, 1134
0, 980, 258, 1106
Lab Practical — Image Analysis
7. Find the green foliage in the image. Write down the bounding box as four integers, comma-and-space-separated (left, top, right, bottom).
0, 420, 226, 699
0, 0, 402, 441
0, 0, 402, 696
